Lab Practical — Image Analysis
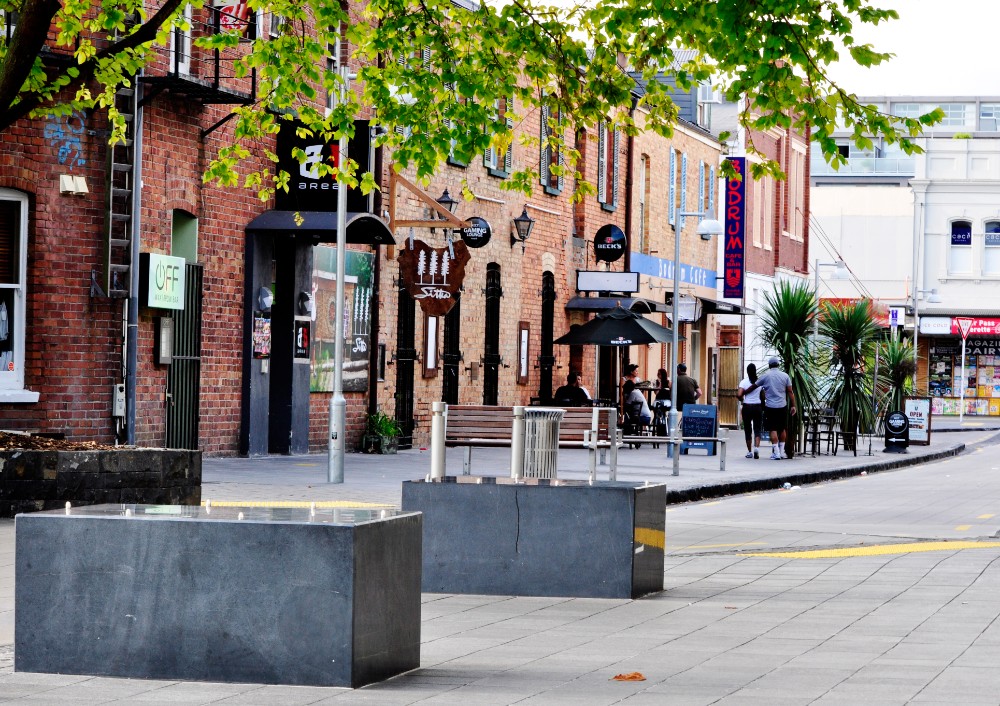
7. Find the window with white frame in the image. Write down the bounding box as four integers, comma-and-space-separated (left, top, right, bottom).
638, 154, 649, 254
1, 9, 18, 43
0, 189, 32, 399
762, 177, 774, 250
789, 143, 806, 240
751, 176, 762, 247
596, 121, 619, 209
980, 104, 1000, 132
540, 102, 563, 194
169, 2, 193, 74
985, 221, 1000, 275
484, 95, 513, 177
891, 103, 921, 119
938, 103, 972, 128
949, 220, 973, 273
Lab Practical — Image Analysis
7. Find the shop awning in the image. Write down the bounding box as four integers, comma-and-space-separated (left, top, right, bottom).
245, 211, 395, 246
565, 295, 666, 314
697, 297, 755, 316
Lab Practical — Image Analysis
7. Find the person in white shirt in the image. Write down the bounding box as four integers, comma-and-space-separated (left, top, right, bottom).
737, 363, 765, 459
744, 356, 797, 459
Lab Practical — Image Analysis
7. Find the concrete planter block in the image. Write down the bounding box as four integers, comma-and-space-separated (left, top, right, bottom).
402, 477, 666, 599
16, 504, 422, 687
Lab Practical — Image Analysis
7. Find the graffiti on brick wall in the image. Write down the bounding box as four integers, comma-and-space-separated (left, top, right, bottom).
44, 111, 87, 168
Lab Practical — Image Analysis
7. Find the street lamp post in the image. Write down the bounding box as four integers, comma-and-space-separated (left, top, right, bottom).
669, 211, 723, 476
911, 286, 941, 394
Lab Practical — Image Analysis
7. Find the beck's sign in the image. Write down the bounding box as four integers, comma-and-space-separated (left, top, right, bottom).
723, 157, 746, 299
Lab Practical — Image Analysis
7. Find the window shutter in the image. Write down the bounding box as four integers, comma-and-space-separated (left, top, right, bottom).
0, 200, 19, 284
668, 150, 676, 226
698, 161, 705, 215
503, 95, 514, 174
540, 104, 550, 188
557, 124, 564, 192
597, 124, 607, 203
709, 166, 716, 215
421, 48, 431, 68
680, 153, 688, 229
612, 129, 620, 207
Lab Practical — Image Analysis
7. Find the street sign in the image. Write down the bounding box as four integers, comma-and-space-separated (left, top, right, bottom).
957, 317, 974, 340
889, 306, 905, 337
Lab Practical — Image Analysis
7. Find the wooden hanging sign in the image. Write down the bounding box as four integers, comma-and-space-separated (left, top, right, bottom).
398, 239, 470, 316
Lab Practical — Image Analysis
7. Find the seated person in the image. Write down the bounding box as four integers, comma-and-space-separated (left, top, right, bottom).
553, 371, 591, 407
622, 380, 652, 426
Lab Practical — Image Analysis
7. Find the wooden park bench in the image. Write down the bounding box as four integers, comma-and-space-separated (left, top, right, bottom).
444, 405, 620, 478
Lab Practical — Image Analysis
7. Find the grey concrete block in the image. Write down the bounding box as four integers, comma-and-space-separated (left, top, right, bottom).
15, 505, 422, 687
402, 478, 665, 599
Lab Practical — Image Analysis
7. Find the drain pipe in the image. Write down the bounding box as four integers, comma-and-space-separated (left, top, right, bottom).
623, 92, 639, 273
125, 79, 144, 446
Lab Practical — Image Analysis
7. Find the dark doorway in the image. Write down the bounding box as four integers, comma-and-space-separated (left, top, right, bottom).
393, 280, 416, 448
538, 271, 556, 403
166, 263, 203, 450
483, 263, 502, 405
442, 294, 462, 404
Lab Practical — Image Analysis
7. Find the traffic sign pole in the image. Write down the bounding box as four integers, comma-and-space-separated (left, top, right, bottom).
956, 318, 973, 424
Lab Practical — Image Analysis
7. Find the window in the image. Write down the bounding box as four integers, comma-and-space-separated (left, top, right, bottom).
638, 155, 650, 254
980, 104, 1000, 132
892, 103, 921, 119
949, 220, 973, 274
751, 175, 762, 247
938, 103, 971, 128
169, 3, 193, 74
788, 143, 806, 240
596, 122, 619, 209
484, 95, 513, 177
761, 177, 774, 250
0, 190, 34, 401
985, 221, 1000, 275
540, 102, 563, 194
1, 9, 18, 43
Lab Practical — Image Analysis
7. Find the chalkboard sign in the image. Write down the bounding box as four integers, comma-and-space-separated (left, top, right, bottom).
680, 404, 718, 455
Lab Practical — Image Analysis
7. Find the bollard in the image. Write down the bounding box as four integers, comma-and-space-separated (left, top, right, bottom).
430, 401, 447, 479
510, 406, 526, 479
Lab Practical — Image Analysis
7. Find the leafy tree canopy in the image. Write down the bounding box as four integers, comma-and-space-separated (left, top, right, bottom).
0, 0, 942, 200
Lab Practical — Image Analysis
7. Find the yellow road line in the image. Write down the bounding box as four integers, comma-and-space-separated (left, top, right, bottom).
978, 514, 996, 519
200, 500, 394, 509
749, 541, 1000, 559
955, 525, 972, 531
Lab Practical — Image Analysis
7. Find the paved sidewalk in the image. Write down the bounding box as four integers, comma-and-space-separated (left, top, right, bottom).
197, 426, 998, 508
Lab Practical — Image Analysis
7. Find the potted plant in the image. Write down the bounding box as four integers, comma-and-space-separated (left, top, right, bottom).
362, 411, 401, 454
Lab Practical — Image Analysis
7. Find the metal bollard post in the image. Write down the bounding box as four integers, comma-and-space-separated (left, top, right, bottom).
430, 401, 447, 479
510, 406, 526, 479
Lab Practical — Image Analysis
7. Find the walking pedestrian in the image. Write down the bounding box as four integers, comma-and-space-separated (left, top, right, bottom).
737, 363, 764, 459
744, 356, 797, 459
674, 363, 701, 413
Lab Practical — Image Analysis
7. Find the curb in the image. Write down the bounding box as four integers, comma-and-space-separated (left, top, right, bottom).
665, 442, 967, 505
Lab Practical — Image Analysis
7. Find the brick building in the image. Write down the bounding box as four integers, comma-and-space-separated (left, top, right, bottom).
2, 7, 735, 453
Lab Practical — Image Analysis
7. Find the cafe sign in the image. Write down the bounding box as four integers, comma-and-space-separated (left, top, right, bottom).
140, 253, 186, 310
398, 239, 471, 316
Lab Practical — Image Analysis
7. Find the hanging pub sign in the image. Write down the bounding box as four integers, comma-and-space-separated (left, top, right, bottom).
274, 119, 372, 213
594, 224, 626, 263
460, 216, 492, 248
723, 156, 746, 299
398, 239, 471, 316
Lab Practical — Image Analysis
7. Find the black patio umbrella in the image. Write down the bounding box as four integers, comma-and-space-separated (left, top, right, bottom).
553, 304, 683, 346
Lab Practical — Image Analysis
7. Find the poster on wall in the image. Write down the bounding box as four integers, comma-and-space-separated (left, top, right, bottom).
310, 247, 374, 392
252, 313, 271, 359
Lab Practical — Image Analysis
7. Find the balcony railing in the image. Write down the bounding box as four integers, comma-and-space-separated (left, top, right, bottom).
811, 156, 915, 176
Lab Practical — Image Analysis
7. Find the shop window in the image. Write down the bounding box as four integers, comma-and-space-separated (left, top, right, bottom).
949, 220, 972, 274
985, 221, 1000, 275
0, 190, 34, 401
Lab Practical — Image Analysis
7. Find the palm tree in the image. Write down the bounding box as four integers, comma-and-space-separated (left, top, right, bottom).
757, 280, 820, 457
878, 336, 916, 420
818, 300, 880, 450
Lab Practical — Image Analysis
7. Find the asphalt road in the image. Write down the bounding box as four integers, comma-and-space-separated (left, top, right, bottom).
3, 435, 1000, 704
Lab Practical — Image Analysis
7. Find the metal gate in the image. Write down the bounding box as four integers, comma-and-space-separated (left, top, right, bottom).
483, 263, 501, 405
393, 281, 416, 449
537, 271, 555, 402
166, 263, 203, 450
717, 346, 742, 427
442, 295, 461, 405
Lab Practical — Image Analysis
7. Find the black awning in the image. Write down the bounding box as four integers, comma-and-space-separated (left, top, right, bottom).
698, 297, 755, 316
245, 211, 395, 246
565, 295, 665, 314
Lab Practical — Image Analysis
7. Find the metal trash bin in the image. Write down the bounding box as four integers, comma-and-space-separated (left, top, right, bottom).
521, 407, 564, 479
